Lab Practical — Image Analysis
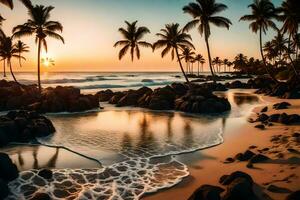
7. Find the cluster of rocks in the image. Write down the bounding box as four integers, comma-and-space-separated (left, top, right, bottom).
0, 80, 100, 113
189, 171, 258, 200
0, 110, 55, 147
96, 83, 231, 114
0, 153, 19, 199
254, 112, 300, 129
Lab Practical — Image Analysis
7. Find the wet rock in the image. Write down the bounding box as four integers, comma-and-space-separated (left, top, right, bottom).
267, 184, 292, 193
38, 169, 53, 180
292, 132, 300, 138
273, 102, 291, 110
219, 171, 253, 186
261, 106, 268, 113
30, 192, 51, 200
109, 92, 125, 104
188, 184, 224, 200
254, 124, 265, 130
249, 154, 270, 164
269, 114, 280, 122
286, 190, 300, 200
0, 153, 19, 182
257, 114, 269, 122
224, 157, 235, 163
96, 89, 114, 102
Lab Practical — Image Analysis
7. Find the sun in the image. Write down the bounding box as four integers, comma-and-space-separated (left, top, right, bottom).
42, 57, 55, 67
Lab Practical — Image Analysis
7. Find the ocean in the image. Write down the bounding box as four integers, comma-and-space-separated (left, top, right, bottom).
2, 72, 260, 200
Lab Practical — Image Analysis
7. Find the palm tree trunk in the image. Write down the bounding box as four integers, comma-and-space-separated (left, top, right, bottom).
287, 33, 299, 77
197, 62, 200, 76
8, 59, 21, 85
259, 28, 278, 83
3, 59, 6, 77
19, 52, 22, 68
176, 47, 189, 84
37, 38, 42, 93
205, 36, 216, 83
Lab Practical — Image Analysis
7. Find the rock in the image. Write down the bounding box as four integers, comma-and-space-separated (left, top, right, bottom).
249, 154, 270, 164
188, 184, 224, 200
269, 114, 280, 122
273, 102, 291, 110
219, 171, 253, 186
286, 190, 300, 200
30, 192, 51, 200
38, 169, 53, 180
292, 132, 300, 138
171, 83, 188, 96
254, 124, 265, 130
223, 177, 258, 200
261, 106, 268, 112
0, 153, 19, 182
109, 92, 125, 104
257, 114, 269, 122
224, 157, 235, 163
267, 185, 292, 193
0, 179, 9, 199
96, 89, 114, 102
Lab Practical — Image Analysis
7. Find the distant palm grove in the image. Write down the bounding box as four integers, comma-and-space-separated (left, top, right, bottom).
0, 0, 299, 88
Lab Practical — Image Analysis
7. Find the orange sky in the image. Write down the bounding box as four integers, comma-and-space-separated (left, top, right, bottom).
1, 0, 281, 72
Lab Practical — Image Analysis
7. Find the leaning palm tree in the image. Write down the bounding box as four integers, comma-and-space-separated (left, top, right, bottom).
0, 36, 24, 84
114, 21, 152, 61
279, 0, 299, 76
194, 54, 205, 76
179, 47, 195, 74
15, 40, 29, 67
240, 0, 279, 82
183, 0, 231, 83
13, 4, 64, 92
153, 23, 195, 83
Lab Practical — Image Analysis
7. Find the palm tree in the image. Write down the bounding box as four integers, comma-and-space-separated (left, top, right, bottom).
279, 0, 299, 76
223, 58, 229, 72
240, 0, 279, 82
0, 36, 24, 84
212, 57, 222, 73
13, 4, 64, 92
15, 40, 29, 67
153, 23, 195, 83
183, 0, 231, 83
179, 47, 195, 74
234, 53, 248, 73
263, 41, 277, 64
194, 54, 205, 76
272, 32, 289, 67
0, 0, 32, 9
291, 33, 300, 60
114, 21, 152, 61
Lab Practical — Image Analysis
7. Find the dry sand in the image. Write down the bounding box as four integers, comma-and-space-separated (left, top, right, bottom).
144, 95, 300, 200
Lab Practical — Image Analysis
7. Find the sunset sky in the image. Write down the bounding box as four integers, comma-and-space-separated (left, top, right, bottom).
1, 0, 282, 72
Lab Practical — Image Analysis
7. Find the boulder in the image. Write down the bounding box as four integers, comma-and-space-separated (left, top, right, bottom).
273, 102, 291, 110
0, 153, 19, 182
257, 114, 269, 122
261, 106, 268, 113
109, 92, 125, 104
219, 171, 253, 186
188, 184, 224, 200
249, 154, 270, 164
223, 177, 258, 200
96, 89, 114, 102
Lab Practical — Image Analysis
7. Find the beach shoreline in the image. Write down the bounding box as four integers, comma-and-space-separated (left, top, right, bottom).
143, 94, 300, 200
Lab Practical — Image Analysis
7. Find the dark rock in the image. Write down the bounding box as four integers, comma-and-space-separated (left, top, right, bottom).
234, 150, 255, 161
188, 184, 224, 200
249, 154, 270, 164
273, 102, 291, 110
257, 114, 269, 122
292, 133, 300, 138
219, 171, 253, 186
109, 92, 125, 104
254, 124, 265, 130
0, 179, 9, 199
261, 106, 268, 112
0, 153, 19, 182
269, 114, 280, 122
267, 184, 292, 193
223, 177, 258, 200
30, 192, 51, 200
286, 190, 300, 200
224, 157, 235, 163
96, 89, 114, 102
38, 169, 53, 180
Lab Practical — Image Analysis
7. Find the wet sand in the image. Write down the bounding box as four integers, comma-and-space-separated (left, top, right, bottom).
144, 95, 300, 200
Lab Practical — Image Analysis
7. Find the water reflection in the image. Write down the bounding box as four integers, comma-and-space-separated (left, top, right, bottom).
233, 93, 259, 106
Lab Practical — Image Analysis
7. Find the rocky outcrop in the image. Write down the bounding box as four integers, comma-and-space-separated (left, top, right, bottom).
0, 153, 19, 199
0, 80, 100, 113
255, 112, 300, 125
0, 110, 55, 147
97, 83, 231, 114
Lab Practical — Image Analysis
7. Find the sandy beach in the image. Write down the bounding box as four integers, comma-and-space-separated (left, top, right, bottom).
144, 94, 300, 200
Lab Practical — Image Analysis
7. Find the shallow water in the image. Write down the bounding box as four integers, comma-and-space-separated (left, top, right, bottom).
3, 89, 262, 200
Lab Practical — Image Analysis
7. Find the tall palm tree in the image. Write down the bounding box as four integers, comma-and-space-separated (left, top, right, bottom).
179, 47, 195, 74
13, 4, 64, 92
0, 0, 32, 9
114, 21, 152, 61
183, 0, 231, 83
272, 32, 289, 67
240, 0, 279, 82
153, 23, 195, 83
0, 36, 24, 84
194, 54, 205, 76
15, 40, 29, 67
291, 33, 300, 60
212, 57, 222, 73
234, 53, 248, 73
223, 58, 229, 72
279, 0, 299, 76
263, 41, 277, 64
